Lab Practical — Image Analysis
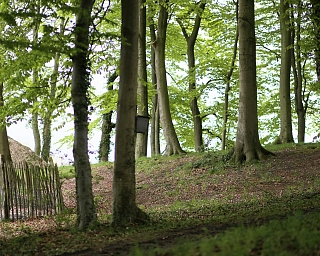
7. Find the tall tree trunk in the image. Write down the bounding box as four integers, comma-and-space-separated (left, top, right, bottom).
153, 0, 184, 155
41, 51, 61, 161
222, 1, 239, 150
112, 0, 149, 226
177, 2, 206, 152
71, 0, 97, 230
0, 82, 12, 220
135, 0, 149, 158
310, 0, 320, 83
32, 111, 41, 155
99, 71, 118, 162
41, 19, 65, 161
0, 83, 12, 163
292, 1, 307, 142
149, 20, 160, 156
232, 0, 273, 163
31, 4, 41, 155
279, 0, 294, 143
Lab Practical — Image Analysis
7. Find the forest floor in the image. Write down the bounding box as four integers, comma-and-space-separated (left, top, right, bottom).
1, 143, 320, 255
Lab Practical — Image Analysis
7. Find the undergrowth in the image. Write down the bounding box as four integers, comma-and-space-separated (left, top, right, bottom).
1, 143, 320, 255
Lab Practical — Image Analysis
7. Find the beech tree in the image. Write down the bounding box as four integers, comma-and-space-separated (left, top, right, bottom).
177, 1, 206, 152
278, 0, 294, 144
149, 4, 161, 156
222, 1, 239, 150
232, 0, 273, 162
310, 0, 320, 83
0, 83, 12, 164
135, 0, 148, 158
153, 0, 185, 155
98, 71, 118, 162
112, 0, 149, 226
0, 82, 12, 220
291, 1, 307, 143
71, 0, 97, 230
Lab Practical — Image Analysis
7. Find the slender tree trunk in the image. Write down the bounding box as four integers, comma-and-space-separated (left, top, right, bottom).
112, 0, 149, 226
41, 19, 65, 161
292, 1, 307, 142
99, 71, 118, 162
31, 5, 41, 155
222, 2, 239, 150
71, 0, 97, 230
32, 111, 41, 155
135, 0, 148, 158
279, 0, 294, 143
41, 51, 61, 161
310, 0, 320, 83
153, 0, 184, 155
232, 0, 273, 163
177, 2, 206, 152
0, 82, 12, 220
0, 83, 12, 163
149, 21, 160, 156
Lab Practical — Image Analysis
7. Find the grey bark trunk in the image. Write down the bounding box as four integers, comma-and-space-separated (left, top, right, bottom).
177, 2, 206, 152
232, 0, 273, 163
71, 0, 97, 230
98, 71, 117, 162
279, 0, 294, 143
149, 22, 160, 156
112, 0, 149, 226
32, 111, 41, 155
31, 8, 41, 156
222, 4, 238, 150
41, 19, 65, 161
41, 51, 61, 161
292, 1, 307, 143
310, 0, 320, 83
0, 82, 13, 220
135, 0, 148, 158
153, 1, 184, 155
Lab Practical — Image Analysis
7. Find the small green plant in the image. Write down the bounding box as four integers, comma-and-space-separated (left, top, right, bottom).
54, 208, 76, 230
59, 166, 75, 179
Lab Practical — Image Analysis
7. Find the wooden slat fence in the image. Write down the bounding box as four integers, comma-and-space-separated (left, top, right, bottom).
0, 158, 64, 221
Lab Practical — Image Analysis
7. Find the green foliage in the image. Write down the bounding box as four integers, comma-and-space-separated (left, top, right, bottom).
59, 165, 75, 179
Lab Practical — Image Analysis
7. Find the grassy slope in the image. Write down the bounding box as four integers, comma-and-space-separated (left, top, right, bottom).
0, 143, 320, 255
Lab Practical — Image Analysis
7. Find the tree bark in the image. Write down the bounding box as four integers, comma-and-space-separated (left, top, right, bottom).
279, 0, 294, 143
153, 0, 184, 155
31, 111, 41, 155
149, 20, 160, 156
310, 0, 320, 83
232, 0, 273, 163
222, 1, 239, 150
112, 0, 149, 226
177, 2, 206, 152
41, 19, 65, 161
292, 1, 307, 143
99, 71, 118, 162
0, 82, 13, 220
71, 0, 97, 230
31, 4, 41, 156
135, 0, 148, 158
41, 51, 61, 161
0, 83, 12, 163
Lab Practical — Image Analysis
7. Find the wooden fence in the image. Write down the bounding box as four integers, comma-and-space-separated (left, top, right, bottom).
0, 158, 64, 221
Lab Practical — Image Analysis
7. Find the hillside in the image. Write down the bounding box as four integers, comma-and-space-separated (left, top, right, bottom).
1, 143, 320, 255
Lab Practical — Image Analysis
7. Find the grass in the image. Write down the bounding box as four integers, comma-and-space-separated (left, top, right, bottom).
134, 210, 320, 256
1, 143, 320, 255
